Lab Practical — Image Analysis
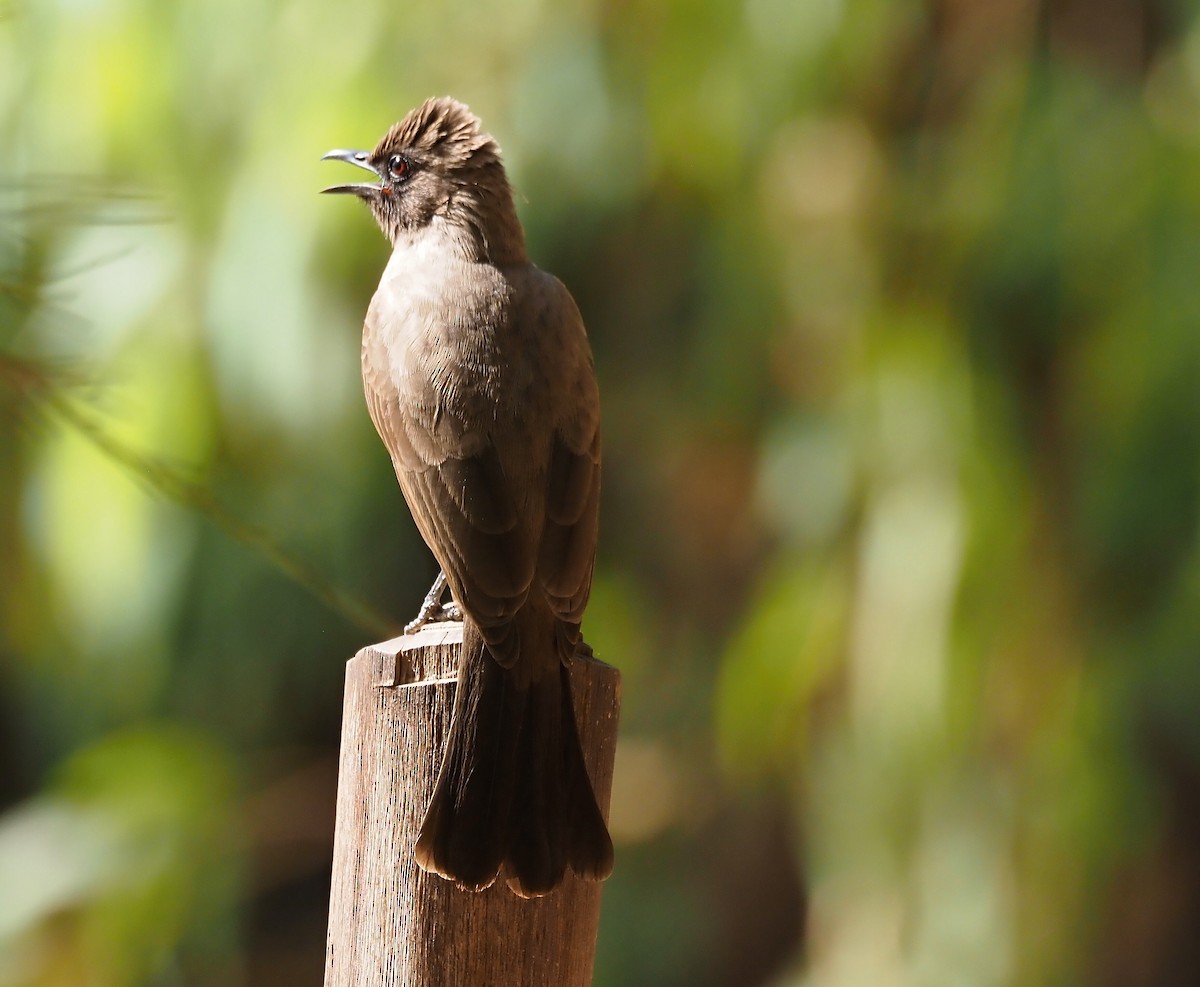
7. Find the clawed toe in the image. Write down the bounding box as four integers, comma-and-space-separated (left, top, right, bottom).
405, 571, 464, 633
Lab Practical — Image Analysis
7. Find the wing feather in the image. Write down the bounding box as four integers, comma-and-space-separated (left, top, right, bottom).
362, 267, 600, 665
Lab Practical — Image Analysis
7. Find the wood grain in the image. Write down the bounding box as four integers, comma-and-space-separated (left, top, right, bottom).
324, 622, 620, 987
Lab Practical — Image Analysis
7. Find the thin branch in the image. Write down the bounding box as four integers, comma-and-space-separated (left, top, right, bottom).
0, 354, 399, 639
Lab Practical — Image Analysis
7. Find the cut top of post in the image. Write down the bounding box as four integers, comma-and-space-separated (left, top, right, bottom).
356, 622, 465, 686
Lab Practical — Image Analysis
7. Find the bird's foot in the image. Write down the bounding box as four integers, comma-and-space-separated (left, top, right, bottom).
432, 600, 462, 623
404, 603, 461, 634
404, 572, 461, 633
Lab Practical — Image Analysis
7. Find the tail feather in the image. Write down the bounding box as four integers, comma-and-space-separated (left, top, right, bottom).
504, 673, 568, 895
561, 675, 615, 881
413, 619, 613, 896
413, 626, 523, 890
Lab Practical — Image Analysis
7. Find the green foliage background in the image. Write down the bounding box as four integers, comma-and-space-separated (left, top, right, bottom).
4, 0, 1200, 984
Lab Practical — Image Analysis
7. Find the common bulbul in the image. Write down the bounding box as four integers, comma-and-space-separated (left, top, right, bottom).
322, 97, 613, 897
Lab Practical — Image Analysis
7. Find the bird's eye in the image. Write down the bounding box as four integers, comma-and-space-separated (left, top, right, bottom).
387, 154, 411, 181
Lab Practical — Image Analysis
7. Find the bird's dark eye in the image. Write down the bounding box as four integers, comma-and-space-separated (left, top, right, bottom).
387, 154, 411, 181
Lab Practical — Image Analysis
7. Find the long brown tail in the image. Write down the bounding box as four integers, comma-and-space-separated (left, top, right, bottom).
413, 619, 614, 897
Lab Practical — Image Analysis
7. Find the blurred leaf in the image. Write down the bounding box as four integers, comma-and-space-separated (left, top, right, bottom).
716, 561, 848, 782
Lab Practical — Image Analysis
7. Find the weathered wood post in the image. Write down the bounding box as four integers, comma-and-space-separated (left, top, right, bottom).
324, 622, 620, 987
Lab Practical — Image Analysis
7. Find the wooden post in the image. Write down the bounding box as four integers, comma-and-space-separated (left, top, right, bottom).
324, 622, 620, 987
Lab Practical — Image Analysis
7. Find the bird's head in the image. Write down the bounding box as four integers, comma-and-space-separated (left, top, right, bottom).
321, 96, 525, 262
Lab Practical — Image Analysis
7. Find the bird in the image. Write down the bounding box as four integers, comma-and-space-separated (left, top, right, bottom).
321, 97, 613, 897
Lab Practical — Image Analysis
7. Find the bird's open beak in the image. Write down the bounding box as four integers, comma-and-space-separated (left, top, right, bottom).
320, 149, 382, 195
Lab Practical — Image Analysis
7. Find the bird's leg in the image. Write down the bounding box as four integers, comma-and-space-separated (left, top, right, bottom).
404, 571, 462, 633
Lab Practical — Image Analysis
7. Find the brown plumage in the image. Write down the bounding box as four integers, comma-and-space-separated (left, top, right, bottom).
322, 97, 613, 896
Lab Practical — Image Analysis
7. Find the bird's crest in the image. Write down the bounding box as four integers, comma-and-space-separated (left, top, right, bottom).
375, 97, 498, 166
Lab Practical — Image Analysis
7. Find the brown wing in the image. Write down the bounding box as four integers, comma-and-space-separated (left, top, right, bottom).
534, 278, 601, 652
539, 422, 600, 624
361, 268, 599, 663
364, 382, 535, 626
